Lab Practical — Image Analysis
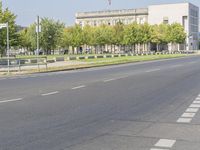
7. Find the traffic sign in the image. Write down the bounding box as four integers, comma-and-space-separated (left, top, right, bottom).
0, 23, 7, 29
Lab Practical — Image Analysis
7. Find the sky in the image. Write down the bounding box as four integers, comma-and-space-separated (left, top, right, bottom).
1, 0, 199, 27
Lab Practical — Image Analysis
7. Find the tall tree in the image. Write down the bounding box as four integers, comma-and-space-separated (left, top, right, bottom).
0, 2, 18, 57
168, 23, 186, 50
40, 18, 65, 54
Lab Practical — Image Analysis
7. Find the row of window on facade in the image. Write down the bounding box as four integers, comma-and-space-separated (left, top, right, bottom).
190, 9, 198, 18
78, 17, 146, 27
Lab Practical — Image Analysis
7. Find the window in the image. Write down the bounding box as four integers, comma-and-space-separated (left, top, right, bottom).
163, 17, 169, 24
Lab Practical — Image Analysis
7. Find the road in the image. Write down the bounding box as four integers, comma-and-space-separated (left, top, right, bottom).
0, 55, 200, 150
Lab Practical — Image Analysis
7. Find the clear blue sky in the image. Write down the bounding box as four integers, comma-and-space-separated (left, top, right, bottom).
1, 0, 199, 27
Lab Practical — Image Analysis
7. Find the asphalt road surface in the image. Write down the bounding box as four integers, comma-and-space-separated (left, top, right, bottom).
0, 55, 200, 150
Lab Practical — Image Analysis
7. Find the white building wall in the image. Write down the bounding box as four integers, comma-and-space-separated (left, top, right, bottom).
148, 3, 199, 50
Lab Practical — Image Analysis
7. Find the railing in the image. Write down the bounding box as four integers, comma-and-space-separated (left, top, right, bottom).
0, 56, 48, 73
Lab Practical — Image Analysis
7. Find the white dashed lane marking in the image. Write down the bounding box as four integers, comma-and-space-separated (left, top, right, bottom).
71, 85, 86, 90
41, 91, 59, 96
0, 98, 23, 104
145, 69, 161, 73
150, 148, 169, 150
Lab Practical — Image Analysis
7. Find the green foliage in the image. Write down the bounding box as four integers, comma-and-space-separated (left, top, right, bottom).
123, 22, 139, 45
168, 23, 186, 44
0, 2, 18, 56
40, 18, 65, 54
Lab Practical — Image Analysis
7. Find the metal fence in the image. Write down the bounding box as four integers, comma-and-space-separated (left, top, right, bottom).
0, 56, 47, 73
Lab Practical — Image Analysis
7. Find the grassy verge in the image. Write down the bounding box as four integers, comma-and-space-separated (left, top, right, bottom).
0, 54, 192, 76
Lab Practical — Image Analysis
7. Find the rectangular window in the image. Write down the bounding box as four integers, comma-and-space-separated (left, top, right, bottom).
163, 17, 169, 24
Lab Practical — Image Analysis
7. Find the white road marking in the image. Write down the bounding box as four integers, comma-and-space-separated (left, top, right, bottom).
71, 85, 86, 90
103, 78, 117, 82
0, 98, 23, 104
154, 139, 176, 148
177, 118, 192, 123
193, 101, 200, 104
181, 112, 196, 118
41, 91, 59, 96
145, 69, 161, 73
169, 64, 183, 68
189, 104, 200, 108
29, 75, 37, 78
186, 108, 199, 113
196, 97, 200, 100
151, 148, 169, 150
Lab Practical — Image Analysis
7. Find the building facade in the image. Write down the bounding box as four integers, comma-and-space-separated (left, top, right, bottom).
76, 3, 199, 51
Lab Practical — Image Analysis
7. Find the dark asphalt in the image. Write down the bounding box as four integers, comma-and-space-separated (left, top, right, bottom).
0, 56, 200, 150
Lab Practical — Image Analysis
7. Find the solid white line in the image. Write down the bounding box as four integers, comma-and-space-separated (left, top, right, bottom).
177, 118, 192, 123
154, 139, 176, 148
0, 98, 23, 104
145, 69, 160, 73
41, 91, 59, 96
71, 85, 86, 90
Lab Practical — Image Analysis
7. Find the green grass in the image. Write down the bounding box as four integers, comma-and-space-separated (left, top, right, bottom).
78, 54, 188, 64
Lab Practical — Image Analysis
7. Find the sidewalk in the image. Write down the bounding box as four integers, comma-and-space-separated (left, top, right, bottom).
0, 61, 89, 74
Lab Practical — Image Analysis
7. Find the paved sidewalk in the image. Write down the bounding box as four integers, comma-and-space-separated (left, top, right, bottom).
0, 61, 88, 73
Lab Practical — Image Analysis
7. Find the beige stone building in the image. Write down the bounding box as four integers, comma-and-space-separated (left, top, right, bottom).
76, 8, 148, 27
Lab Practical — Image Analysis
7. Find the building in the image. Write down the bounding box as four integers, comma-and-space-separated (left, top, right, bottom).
76, 8, 148, 27
75, 2, 199, 51
148, 3, 199, 50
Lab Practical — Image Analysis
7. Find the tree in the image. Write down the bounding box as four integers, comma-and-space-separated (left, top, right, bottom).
112, 22, 125, 52
151, 24, 170, 51
67, 24, 84, 54
93, 24, 114, 53
168, 23, 186, 50
0, 2, 18, 57
18, 28, 32, 52
40, 18, 65, 54
123, 23, 139, 52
